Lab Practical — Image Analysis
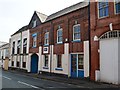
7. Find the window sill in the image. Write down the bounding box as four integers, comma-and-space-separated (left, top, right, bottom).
72, 40, 81, 43
57, 42, 63, 45
44, 44, 49, 47
98, 15, 109, 20
43, 67, 49, 69
32, 46, 37, 48
55, 68, 63, 71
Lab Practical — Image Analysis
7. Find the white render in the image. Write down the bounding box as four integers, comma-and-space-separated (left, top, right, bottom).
0, 43, 10, 68
99, 38, 120, 84
10, 29, 30, 71
84, 41, 89, 78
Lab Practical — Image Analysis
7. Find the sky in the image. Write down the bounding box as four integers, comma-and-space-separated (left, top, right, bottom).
0, 0, 84, 43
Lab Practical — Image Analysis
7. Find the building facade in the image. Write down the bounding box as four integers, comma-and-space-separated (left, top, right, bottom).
29, 2, 90, 78
0, 43, 10, 67
90, 1, 120, 84
10, 25, 30, 71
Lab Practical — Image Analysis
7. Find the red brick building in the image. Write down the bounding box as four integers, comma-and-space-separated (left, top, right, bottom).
90, 1, 120, 84
29, 2, 90, 78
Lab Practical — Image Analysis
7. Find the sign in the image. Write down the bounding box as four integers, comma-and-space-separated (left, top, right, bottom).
43, 47, 49, 54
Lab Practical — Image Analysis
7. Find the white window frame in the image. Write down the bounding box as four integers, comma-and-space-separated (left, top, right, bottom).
73, 24, 81, 41
44, 32, 49, 45
23, 38, 27, 47
57, 28, 63, 43
17, 40, 21, 48
98, 1, 109, 19
32, 20, 37, 28
33, 36, 37, 47
114, 0, 120, 14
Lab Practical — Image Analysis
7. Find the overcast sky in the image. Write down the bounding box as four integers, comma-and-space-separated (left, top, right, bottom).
0, 0, 85, 43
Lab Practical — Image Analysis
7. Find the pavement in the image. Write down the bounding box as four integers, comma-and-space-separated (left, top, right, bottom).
4, 68, 120, 89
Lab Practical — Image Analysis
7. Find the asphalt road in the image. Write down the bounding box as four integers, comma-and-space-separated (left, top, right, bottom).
2, 70, 82, 90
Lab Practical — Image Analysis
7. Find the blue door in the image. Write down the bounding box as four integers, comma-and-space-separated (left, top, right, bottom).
71, 54, 77, 77
71, 54, 84, 78
31, 54, 38, 73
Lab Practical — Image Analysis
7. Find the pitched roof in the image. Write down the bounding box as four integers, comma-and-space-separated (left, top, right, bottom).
45, 2, 88, 22
36, 11, 48, 23
11, 25, 28, 36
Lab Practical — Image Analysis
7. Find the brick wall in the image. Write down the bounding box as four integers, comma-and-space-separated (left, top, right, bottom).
90, 2, 120, 80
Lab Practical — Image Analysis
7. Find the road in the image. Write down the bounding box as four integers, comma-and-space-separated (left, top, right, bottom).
2, 70, 82, 90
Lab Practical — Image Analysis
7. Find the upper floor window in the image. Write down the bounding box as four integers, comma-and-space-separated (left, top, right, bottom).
115, 0, 120, 14
23, 38, 27, 54
32, 19, 37, 28
57, 28, 63, 43
32, 33, 37, 47
17, 40, 21, 54
73, 24, 81, 41
44, 32, 49, 45
12, 42, 15, 54
98, 1, 109, 18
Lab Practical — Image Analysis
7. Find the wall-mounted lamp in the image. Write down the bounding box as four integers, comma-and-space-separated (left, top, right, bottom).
94, 35, 98, 41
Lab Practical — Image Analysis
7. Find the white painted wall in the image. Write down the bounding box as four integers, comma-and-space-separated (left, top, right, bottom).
118, 39, 120, 84
84, 41, 89, 77
10, 29, 30, 71
100, 38, 119, 84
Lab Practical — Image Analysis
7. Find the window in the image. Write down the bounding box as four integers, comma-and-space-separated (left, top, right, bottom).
98, 1, 109, 18
115, 0, 120, 14
11, 61, 14, 66
32, 33, 37, 47
73, 24, 80, 41
44, 32, 49, 45
44, 55, 48, 67
78, 54, 84, 69
17, 40, 20, 54
57, 28, 63, 43
23, 38, 27, 54
17, 61, 19, 67
22, 62, 26, 68
32, 20, 37, 28
12, 42, 15, 54
57, 55, 62, 68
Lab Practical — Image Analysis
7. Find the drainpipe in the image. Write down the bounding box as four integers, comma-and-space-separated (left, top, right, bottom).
19, 31, 22, 69
88, 1, 91, 80
49, 21, 53, 75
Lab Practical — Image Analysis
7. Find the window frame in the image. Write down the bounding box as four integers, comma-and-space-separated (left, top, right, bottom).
114, 0, 120, 14
44, 55, 49, 67
57, 55, 62, 68
32, 33, 37, 48
98, 1, 109, 18
73, 24, 81, 41
44, 32, 49, 45
23, 38, 27, 54
32, 19, 37, 28
78, 54, 84, 70
57, 28, 63, 44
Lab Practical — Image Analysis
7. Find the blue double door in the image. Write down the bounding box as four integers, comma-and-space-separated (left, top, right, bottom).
31, 54, 38, 73
71, 54, 84, 78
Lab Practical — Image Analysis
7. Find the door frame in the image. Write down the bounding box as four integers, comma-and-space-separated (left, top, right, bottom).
70, 53, 84, 78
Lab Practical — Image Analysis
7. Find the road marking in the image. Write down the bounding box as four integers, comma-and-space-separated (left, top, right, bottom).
18, 81, 44, 90
2, 76, 12, 80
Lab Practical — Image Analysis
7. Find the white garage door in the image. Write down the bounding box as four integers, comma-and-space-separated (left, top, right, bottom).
99, 30, 120, 84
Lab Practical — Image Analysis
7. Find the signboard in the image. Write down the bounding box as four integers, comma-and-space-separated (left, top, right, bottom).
43, 47, 49, 54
